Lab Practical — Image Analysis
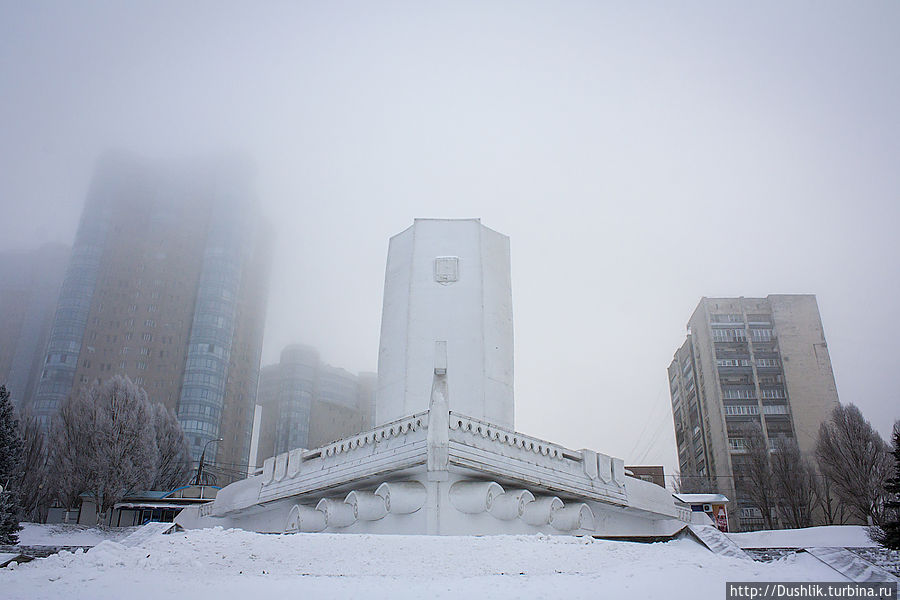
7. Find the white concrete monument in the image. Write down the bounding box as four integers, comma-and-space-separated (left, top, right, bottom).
176, 219, 686, 538
377, 219, 513, 428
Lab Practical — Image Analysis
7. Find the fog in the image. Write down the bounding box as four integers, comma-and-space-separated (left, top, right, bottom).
2, 1, 899, 481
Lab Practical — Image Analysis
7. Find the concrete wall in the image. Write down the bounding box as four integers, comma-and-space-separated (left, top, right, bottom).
376, 219, 514, 428
769, 294, 841, 458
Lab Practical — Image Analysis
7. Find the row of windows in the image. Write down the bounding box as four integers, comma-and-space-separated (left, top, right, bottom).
183, 373, 222, 387
724, 405, 759, 416
713, 329, 746, 342
711, 313, 743, 324
751, 329, 774, 341
713, 328, 776, 343
717, 359, 750, 367
126, 304, 160, 313
723, 388, 755, 399
729, 438, 748, 450
180, 419, 219, 436
724, 403, 789, 416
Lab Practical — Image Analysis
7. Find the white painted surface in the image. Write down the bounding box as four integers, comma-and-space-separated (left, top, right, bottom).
0, 528, 850, 599
728, 525, 879, 549
376, 219, 514, 428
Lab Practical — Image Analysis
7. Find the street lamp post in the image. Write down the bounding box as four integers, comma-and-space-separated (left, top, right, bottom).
194, 437, 223, 486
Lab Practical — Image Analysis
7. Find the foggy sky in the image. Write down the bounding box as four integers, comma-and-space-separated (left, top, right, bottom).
2, 1, 899, 484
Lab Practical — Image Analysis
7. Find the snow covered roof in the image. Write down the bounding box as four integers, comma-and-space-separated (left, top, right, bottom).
672, 493, 729, 504
114, 502, 190, 510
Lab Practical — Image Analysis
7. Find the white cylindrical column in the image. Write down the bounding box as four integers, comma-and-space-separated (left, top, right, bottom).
449, 481, 505, 514
374, 481, 427, 515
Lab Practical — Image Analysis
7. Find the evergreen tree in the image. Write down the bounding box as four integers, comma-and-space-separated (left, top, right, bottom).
879, 422, 900, 549
0, 385, 24, 544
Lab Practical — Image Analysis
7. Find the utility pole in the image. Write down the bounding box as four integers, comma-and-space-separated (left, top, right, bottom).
194, 438, 223, 486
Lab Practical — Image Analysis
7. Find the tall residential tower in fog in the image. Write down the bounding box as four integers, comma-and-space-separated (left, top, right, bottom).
0, 244, 69, 411
30, 153, 270, 479
668, 295, 840, 530
253, 344, 375, 466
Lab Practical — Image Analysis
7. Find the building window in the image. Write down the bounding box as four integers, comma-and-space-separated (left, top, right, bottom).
751, 329, 773, 342
717, 358, 750, 367
711, 314, 743, 324
723, 388, 755, 400
724, 404, 760, 416
713, 329, 746, 342
728, 438, 747, 451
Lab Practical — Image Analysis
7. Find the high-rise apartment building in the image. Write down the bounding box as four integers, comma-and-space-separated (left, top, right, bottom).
254, 344, 375, 465
30, 153, 270, 478
668, 295, 840, 531
0, 244, 69, 411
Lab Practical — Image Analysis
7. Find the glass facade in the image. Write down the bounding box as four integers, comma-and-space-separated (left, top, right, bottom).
177, 195, 247, 460
271, 346, 317, 455
32, 195, 111, 422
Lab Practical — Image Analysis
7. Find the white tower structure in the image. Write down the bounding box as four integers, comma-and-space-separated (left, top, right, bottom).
176, 219, 699, 543
376, 219, 514, 428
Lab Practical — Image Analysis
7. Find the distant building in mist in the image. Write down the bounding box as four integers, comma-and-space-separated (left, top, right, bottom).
253, 344, 375, 466
625, 466, 666, 489
667, 295, 840, 531
0, 244, 69, 411
30, 152, 270, 483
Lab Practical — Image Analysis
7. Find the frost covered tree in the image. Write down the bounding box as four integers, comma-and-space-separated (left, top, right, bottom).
735, 422, 776, 530
49, 376, 157, 522
0, 385, 23, 543
872, 421, 900, 549
17, 413, 50, 522
674, 465, 718, 494
48, 389, 93, 517
816, 404, 892, 525
770, 436, 817, 529
150, 403, 192, 491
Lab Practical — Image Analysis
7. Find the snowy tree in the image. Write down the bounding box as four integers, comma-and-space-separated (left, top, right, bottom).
150, 403, 192, 491
0, 385, 23, 543
16, 412, 50, 522
871, 421, 900, 549
49, 376, 157, 522
674, 465, 718, 494
770, 436, 817, 528
816, 404, 892, 525
48, 388, 93, 516
735, 422, 776, 530
84, 376, 157, 520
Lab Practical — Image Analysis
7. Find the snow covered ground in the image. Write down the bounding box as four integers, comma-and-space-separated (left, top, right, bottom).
16, 523, 136, 547
2, 526, 847, 600
728, 525, 877, 549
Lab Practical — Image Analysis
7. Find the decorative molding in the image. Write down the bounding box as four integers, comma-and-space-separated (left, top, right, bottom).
449, 413, 572, 461
321, 412, 427, 458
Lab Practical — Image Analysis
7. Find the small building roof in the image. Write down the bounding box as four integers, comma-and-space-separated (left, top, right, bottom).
672, 493, 729, 504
